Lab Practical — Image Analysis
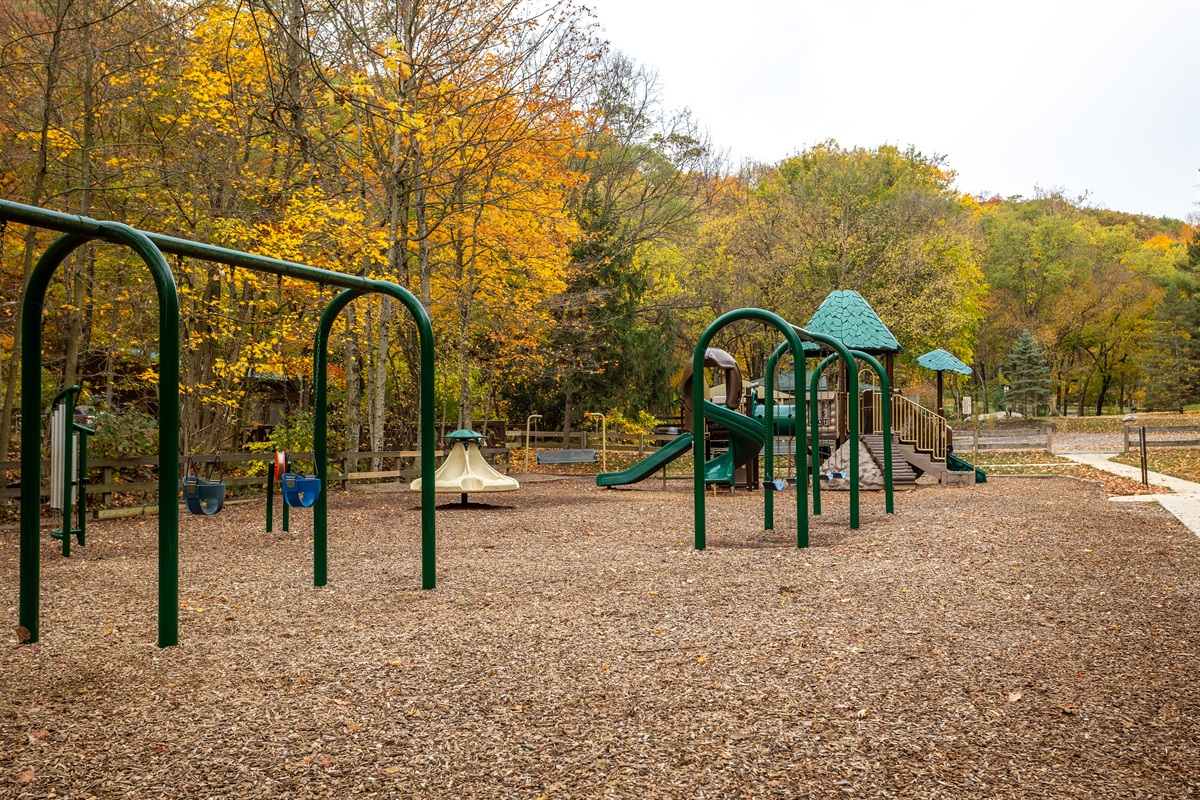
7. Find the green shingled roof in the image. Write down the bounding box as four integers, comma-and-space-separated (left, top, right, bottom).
803, 290, 901, 354
917, 349, 972, 375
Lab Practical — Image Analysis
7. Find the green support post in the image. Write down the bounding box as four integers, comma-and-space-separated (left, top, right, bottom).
266, 461, 275, 532
810, 354, 836, 518
806, 344, 880, 527
693, 309, 811, 550
18, 224, 180, 647
850, 350, 893, 515
764, 340, 806, 536
314, 286, 436, 589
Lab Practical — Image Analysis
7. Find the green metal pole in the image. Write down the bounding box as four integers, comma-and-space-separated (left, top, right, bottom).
767, 340, 813, 548
850, 350, 893, 514
803, 335, 860, 528
693, 309, 808, 550
313, 282, 436, 590
763, 341, 788, 531
0, 199, 389, 295
313, 289, 363, 587
97, 222, 181, 646
266, 461, 274, 533
809, 354, 834, 516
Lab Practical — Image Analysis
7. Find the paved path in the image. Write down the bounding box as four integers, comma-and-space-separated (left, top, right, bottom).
1061, 453, 1200, 537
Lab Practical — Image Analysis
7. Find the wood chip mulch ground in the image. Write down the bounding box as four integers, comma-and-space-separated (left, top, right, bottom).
2, 477, 1198, 798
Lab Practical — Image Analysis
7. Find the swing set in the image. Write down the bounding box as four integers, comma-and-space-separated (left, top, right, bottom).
4, 198, 438, 648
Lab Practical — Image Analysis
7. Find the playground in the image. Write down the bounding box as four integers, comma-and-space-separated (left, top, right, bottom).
3, 476, 1199, 798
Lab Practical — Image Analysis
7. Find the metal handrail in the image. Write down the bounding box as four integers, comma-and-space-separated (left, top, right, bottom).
585, 412, 606, 471
877, 392, 948, 461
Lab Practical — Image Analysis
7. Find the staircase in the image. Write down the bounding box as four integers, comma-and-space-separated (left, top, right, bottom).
861, 434, 919, 486
869, 392, 979, 487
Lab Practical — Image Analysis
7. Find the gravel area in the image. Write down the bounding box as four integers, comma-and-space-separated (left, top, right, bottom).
1052, 432, 1127, 452
2, 478, 1199, 798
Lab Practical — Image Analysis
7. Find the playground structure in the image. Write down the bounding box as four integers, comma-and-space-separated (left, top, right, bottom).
3, 198, 438, 648
411, 429, 519, 504
594, 293, 985, 545
595, 347, 756, 490
596, 307, 885, 546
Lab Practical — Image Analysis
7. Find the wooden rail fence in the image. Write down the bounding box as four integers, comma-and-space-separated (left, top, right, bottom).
1123, 424, 1200, 453
1, 447, 511, 504
963, 427, 1054, 452
5, 429, 686, 508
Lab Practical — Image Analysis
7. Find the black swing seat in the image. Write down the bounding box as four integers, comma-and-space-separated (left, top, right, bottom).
281, 473, 321, 508
182, 475, 226, 515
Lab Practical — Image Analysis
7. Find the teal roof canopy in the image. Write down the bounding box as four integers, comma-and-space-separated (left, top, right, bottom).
917, 349, 972, 375
803, 290, 901, 354
446, 429, 486, 441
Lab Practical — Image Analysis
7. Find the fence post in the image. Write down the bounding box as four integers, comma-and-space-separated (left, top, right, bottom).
101, 467, 113, 506
1139, 426, 1148, 486
1123, 425, 1129, 454
1046, 426, 1053, 453
639, 434, 645, 456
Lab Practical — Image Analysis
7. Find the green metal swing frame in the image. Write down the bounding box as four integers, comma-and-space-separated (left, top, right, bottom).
3, 198, 437, 648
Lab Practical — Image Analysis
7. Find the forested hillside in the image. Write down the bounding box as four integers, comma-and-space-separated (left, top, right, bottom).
1, 0, 1192, 459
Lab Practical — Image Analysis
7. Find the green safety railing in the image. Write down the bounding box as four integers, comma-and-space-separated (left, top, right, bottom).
3, 198, 437, 648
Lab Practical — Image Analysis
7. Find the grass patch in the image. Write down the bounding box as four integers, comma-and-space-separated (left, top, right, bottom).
1112, 447, 1200, 484
967, 450, 1072, 466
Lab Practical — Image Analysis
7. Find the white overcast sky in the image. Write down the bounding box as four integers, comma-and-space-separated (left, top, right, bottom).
582, 0, 1200, 221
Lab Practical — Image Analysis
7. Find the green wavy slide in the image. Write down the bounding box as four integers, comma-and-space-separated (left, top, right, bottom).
595, 400, 765, 488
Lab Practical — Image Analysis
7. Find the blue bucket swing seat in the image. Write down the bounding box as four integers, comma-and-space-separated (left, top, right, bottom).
281, 471, 321, 508
182, 471, 226, 515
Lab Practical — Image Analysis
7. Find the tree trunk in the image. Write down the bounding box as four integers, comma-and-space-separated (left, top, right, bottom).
344, 304, 361, 453
563, 385, 573, 447
1095, 372, 1113, 417
456, 236, 472, 430
370, 296, 391, 471
1077, 372, 1092, 416
63, 0, 96, 390
0, 0, 68, 458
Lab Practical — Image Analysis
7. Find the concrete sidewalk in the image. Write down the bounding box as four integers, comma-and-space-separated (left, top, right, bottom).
1062, 453, 1200, 537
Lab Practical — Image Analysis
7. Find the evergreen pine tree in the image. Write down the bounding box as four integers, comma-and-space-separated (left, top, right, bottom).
1004, 331, 1051, 417
1143, 241, 1200, 410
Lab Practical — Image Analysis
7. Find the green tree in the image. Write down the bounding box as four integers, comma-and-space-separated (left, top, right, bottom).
1004, 330, 1051, 417
702, 141, 983, 362
533, 53, 720, 437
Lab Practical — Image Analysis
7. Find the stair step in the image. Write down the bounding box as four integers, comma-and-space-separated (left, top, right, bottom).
860, 435, 918, 485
